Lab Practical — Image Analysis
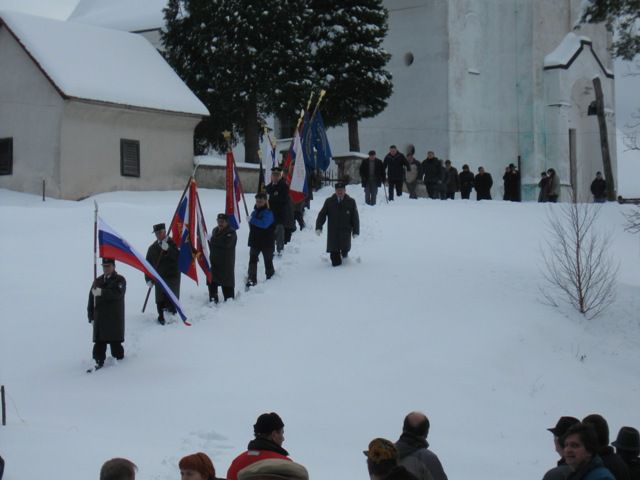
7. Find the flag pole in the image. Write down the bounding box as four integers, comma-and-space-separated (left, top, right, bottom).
223, 130, 250, 217
93, 200, 98, 282
310, 89, 326, 119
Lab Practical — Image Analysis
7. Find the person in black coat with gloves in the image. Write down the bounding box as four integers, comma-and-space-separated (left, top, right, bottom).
265, 167, 293, 255
87, 258, 126, 370
208, 213, 237, 303
383, 145, 409, 201
591, 172, 607, 203
316, 182, 360, 267
360, 150, 386, 205
458, 164, 474, 199
145, 223, 180, 325
474, 166, 493, 200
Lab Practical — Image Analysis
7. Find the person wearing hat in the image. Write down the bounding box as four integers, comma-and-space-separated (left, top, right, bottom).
582, 414, 631, 480
226, 412, 291, 480
266, 167, 294, 256
359, 149, 385, 205
612, 427, 640, 480
207, 213, 237, 303
145, 223, 180, 325
315, 181, 360, 266
543, 416, 580, 480
458, 164, 474, 200
246, 193, 276, 288
237, 458, 309, 480
395, 412, 445, 480
562, 422, 615, 480
100, 457, 137, 480
87, 258, 126, 370
591, 172, 607, 203
383, 145, 409, 201
502, 163, 521, 201
474, 166, 493, 201
364, 438, 419, 480
179, 452, 224, 480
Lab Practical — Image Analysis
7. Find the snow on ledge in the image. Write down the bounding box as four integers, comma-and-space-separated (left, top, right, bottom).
544, 32, 592, 68
194, 155, 261, 170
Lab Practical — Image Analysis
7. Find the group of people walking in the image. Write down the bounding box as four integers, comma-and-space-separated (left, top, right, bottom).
93, 410, 448, 480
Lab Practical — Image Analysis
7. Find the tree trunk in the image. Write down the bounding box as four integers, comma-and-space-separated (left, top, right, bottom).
244, 99, 260, 164
593, 77, 616, 201
348, 118, 360, 152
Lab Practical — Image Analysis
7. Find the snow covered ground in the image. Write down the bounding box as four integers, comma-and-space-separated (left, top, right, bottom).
1, 186, 640, 480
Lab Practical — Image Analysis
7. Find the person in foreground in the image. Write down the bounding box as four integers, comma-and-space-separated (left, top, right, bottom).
179, 452, 224, 480
364, 438, 418, 480
100, 458, 137, 480
564, 423, 615, 480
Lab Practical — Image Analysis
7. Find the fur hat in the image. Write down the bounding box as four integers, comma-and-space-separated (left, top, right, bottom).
363, 438, 398, 463
179, 452, 215, 479
548, 416, 580, 437
237, 459, 308, 480
583, 414, 610, 447
152, 223, 166, 233
254, 412, 284, 436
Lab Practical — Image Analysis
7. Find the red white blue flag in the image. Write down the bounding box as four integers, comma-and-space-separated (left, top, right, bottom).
288, 130, 306, 204
225, 150, 242, 230
97, 217, 189, 324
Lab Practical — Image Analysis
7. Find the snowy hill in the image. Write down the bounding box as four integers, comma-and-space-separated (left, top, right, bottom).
1, 187, 639, 480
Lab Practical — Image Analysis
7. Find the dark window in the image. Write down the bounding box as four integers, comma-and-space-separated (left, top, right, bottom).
276, 114, 296, 139
120, 139, 140, 177
0, 138, 13, 175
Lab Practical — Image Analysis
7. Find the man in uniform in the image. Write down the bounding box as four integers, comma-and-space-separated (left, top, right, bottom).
87, 258, 126, 370
315, 182, 360, 267
265, 167, 293, 256
145, 223, 180, 325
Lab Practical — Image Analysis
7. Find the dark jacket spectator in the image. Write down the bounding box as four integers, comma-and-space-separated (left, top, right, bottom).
360, 156, 386, 187
421, 153, 443, 199
612, 427, 640, 480
474, 167, 493, 200
395, 412, 447, 480
583, 414, 631, 480
538, 172, 550, 202
503, 164, 521, 201
459, 165, 474, 199
591, 173, 607, 203
444, 161, 459, 198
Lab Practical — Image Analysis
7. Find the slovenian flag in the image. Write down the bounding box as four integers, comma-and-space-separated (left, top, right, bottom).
225, 150, 242, 230
98, 216, 189, 325
171, 179, 198, 283
288, 130, 307, 203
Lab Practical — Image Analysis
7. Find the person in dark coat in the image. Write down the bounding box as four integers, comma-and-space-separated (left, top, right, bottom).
315, 182, 360, 266
383, 145, 409, 201
612, 427, 640, 480
421, 151, 443, 200
246, 193, 275, 288
544, 416, 581, 480
444, 160, 459, 199
360, 149, 386, 205
591, 172, 607, 203
539, 172, 550, 202
145, 223, 180, 325
405, 146, 422, 199
266, 167, 292, 255
207, 213, 237, 303
582, 414, 631, 480
503, 163, 521, 201
563, 423, 615, 480
474, 166, 493, 200
87, 258, 126, 369
227, 412, 291, 480
364, 438, 420, 480
547, 168, 560, 203
395, 412, 447, 480
458, 164, 474, 199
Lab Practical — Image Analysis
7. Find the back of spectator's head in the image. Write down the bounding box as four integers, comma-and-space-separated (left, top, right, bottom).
100, 458, 137, 480
582, 414, 610, 448
563, 423, 600, 455
402, 411, 430, 438
254, 412, 285, 437
179, 452, 215, 480
364, 438, 398, 477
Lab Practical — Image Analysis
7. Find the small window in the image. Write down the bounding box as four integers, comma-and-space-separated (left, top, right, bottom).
276, 114, 296, 140
0, 138, 13, 175
120, 139, 140, 177
404, 52, 414, 66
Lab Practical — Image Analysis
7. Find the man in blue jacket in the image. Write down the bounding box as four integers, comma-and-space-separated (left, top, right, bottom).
246, 192, 275, 288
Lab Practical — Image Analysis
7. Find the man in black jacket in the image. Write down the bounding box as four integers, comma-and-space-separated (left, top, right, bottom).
543, 416, 580, 480
145, 223, 180, 325
316, 182, 360, 266
246, 193, 276, 288
360, 150, 386, 205
474, 166, 493, 200
395, 412, 448, 480
421, 152, 443, 199
458, 164, 474, 199
613, 427, 640, 480
87, 258, 126, 370
383, 145, 409, 201
583, 414, 631, 480
591, 172, 607, 203
266, 167, 292, 255
208, 213, 237, 303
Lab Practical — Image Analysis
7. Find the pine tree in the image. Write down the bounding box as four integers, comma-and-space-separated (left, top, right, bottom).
162, 0, 313, 161
309, 0, 392, 151
581, 0, 639, 60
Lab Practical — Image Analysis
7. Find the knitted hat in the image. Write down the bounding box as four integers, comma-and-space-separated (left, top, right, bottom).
238, 459, 308, 480
179, 452, 215, 479
254, 412, 285, 436
583, 414, 610, 447
363, 438, 398, 464
612, 427, 640, 452
548, 416, 580, 437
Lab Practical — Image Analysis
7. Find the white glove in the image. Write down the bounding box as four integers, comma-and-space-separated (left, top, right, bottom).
92, 288, 102, 297
352, 233, 359, 239
146, 281, 153, 288
161, 240, 169, 251
315, 230, 322, 236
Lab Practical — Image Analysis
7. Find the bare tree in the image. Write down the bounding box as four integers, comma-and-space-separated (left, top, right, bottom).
624, 107, 640, 151
623, 205, 640, 233
541, 201, 618, 319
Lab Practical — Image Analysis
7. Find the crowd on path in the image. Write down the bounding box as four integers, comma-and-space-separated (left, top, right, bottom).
55, 410, 639, 480
359, 145, 608, 204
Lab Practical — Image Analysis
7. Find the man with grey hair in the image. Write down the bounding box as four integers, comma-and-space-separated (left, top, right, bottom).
395, 412, 448, 480
100, 458, 137, 480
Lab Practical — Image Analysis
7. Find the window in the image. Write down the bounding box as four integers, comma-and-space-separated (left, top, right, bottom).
120, 139, 140, 177
276, 114, 296, 140
0, 138, 13, 175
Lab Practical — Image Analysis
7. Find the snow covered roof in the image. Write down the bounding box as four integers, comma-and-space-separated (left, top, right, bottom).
0, 10, 208, 116
544, 31, 614, 78
68, 0, 166, 32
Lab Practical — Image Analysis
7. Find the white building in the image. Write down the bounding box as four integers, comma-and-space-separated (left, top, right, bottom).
67, 0, 616, 201
0, 10, 208, 200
